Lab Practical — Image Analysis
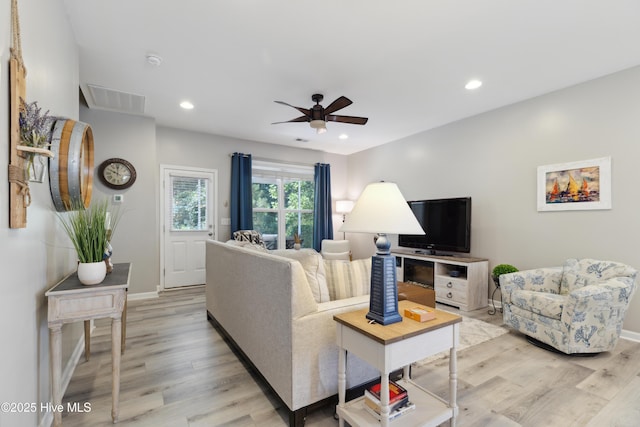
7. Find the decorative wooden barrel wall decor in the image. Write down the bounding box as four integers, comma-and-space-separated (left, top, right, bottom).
49, 119, 95, 211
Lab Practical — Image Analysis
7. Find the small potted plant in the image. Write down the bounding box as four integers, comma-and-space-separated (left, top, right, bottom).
57, 199, 121, 285
491, 264, 518, 288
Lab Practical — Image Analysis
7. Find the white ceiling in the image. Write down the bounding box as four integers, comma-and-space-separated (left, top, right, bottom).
62, 0, 640, 155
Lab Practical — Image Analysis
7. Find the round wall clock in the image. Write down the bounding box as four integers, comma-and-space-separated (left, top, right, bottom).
98, 158, 137, 189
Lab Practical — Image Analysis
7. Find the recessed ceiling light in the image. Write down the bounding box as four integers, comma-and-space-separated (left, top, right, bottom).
465, 79, 483, 90
339, 134, 349, 140
146, 54, 162, 66
180, 101, 194, 110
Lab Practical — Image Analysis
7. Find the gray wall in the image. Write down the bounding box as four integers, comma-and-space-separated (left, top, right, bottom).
0, 0, 80, 426
156, 126, 349, 242
347, 66, 640, 334
66, 117, 351, 296
79, 106, 160, 295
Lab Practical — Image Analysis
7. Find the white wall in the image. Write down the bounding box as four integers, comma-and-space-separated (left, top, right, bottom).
0, 0, 80, 426
347, 66, 640, 334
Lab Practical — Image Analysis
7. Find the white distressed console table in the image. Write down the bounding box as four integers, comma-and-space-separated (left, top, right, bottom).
46, 262, 131, 426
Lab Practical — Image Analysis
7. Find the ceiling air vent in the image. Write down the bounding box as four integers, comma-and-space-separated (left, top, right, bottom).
83, 84, 145, 115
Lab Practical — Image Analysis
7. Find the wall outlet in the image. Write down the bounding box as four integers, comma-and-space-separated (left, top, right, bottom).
221, 218, 231, 226
113, 194, 124, 203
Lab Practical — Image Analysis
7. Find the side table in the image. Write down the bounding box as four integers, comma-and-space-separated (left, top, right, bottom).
334, 300, 461, 427
46, 262, 131, 426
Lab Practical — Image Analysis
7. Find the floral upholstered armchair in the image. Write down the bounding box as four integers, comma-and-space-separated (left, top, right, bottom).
501, 258, 638, 354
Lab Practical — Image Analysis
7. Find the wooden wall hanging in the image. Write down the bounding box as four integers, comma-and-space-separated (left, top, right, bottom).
9, 0, 28, 228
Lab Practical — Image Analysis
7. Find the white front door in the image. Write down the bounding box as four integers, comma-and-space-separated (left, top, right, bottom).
162, 166, 217, 289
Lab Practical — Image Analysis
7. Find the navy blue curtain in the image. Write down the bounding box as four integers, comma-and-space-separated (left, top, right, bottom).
230, 153, 253, 233
313, 163, 333, 251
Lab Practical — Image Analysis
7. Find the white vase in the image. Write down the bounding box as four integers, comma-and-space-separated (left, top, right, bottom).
77, 261, 107, 285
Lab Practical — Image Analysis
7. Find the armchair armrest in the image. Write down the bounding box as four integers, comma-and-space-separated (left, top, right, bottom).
562, 277, 636, 326
501, 267, 563, 304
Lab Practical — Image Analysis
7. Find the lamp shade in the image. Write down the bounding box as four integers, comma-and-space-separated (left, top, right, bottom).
339, 182, 424, 235
335, 200, 354, 214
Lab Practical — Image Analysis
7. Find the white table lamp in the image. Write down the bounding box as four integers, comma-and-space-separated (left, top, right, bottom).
339, 182, 424, 324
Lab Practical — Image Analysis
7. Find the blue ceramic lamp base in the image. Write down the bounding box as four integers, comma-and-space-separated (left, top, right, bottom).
366, 234, 402, 325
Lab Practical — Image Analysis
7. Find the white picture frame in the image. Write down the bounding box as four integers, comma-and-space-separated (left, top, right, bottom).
537, 156, 611, 211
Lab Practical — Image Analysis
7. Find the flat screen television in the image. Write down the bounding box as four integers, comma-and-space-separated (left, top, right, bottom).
398, 197, 471, 254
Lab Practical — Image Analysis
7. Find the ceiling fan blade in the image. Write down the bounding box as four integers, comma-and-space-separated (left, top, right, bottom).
274, 101, 312, 117
322, 96, 352, 115
325, 115, 368, 125
272, 115, 310, 124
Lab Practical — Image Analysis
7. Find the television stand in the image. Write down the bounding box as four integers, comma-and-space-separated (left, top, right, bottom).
392, 248, 488, 311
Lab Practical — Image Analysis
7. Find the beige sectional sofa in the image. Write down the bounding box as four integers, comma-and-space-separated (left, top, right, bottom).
205, 240, 378, 426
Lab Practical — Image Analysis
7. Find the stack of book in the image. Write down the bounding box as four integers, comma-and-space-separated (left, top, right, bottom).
363, 380, 415, 421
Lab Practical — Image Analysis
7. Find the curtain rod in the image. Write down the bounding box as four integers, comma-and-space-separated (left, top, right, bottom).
229, 153, 316, 168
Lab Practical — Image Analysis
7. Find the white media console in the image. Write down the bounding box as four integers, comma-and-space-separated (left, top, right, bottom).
392, 247, 489, 312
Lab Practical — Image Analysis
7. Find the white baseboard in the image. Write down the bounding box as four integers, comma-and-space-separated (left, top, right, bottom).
621, 329, 640, 342
127, 290, 159, 301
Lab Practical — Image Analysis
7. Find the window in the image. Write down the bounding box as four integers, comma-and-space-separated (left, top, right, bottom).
252, 161, 314, 249
170, 175, 209, 231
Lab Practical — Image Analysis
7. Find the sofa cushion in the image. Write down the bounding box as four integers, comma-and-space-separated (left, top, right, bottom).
225, 239, 269, 252
324, 258, 371, 301
560, 258, 637, 294
511, 289, 565, 320
271, 249, 330, 303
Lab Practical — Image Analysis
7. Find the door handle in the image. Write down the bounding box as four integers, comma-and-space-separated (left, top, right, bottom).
208, 232, 213, 237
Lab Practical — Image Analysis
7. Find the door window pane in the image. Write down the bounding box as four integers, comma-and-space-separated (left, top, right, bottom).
171, 176, 208, 231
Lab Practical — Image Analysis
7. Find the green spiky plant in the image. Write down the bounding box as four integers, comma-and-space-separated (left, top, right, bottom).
57, 199, 121, 263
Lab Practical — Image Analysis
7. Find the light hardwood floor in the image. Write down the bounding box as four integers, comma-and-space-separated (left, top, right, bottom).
61, 287, 640, 426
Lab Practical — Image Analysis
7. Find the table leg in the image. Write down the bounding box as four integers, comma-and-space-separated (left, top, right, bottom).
337, 347, 346, 427
84, 320, 91, 361
111, 316, 122, 423
450, 322, 459, 427
50, 324, 62, 427
121, 297, 127, 354
380, 374, 390, 427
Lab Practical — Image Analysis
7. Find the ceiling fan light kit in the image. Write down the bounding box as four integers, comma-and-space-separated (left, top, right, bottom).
310, 119, 327, 134
273, 93, 368, 135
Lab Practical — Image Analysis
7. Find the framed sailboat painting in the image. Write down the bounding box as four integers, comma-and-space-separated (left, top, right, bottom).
537, 156, 611, 211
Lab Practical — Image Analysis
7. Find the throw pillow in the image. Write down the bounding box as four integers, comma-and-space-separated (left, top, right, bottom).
233, 230, 265, 247
324, 258, 372, 301
271, 249, 330, 303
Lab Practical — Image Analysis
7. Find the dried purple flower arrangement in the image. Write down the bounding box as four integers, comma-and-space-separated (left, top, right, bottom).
19, 98, 57, 149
